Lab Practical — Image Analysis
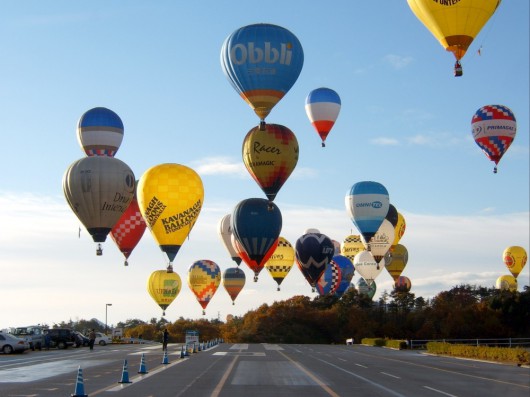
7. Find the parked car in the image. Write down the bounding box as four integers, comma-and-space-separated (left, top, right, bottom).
95, 332, 112, 346
0, 332, 29, 354
11, 325, 46, 351
73, 331, 89, 348
46, 328, 76, 349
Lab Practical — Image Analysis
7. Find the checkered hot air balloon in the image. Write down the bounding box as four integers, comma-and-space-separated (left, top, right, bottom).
188, 260, 221, 315
471, 104, 517, 173
316, 259, 342, 296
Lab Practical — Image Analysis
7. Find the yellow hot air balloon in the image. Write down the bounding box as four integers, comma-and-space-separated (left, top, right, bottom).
340, 234, 364, 263
495, 274, 517, 292
137, 163, 204, 270
384, 244, 409, 282
391, 212, 406, 250
503, 246, 527, 278
265, 236, 295, 291
407, 0, 502, 76
147, 269, 182, 316
188, 260, 221, 315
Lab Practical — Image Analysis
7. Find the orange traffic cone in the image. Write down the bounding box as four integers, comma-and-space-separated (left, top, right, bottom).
71, 366, 88, 397
118, 359, 132, 384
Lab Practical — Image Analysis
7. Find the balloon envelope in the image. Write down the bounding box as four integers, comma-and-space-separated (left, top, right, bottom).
316, 260, 342, 296
407, 0, 501, 61
188, 260, 221, 313
295, 232, 335, 288
384, 244, 409, 281
357, 278, 377, 300
63, 156, 136, 244
77, 107, 124, 157
353, 250, 385, 286
137, 164, 204, 265
242, 123, 299, 202
221, 23, 304, 122
502, 246, 527, 278
361, 219, 395, 264
222, 267, 246, 304
231, 198, 282, 280
340, 235, 365, 264
265, 236, 295, 290
395, 276, 412, 293
147, 269, 182, 315
471, 105, 517, 173
218, 214, 242, 266
305, 87, 341, 147
332, 255, 355, 298
345, 181, 390, 243
495, 275, 517, 292
111, 194, 146, 266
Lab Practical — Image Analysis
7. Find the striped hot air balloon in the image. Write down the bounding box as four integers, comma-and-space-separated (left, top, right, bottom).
305, 87, 341, 147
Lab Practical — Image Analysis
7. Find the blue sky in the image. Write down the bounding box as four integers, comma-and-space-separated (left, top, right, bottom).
1, 1, 528, 330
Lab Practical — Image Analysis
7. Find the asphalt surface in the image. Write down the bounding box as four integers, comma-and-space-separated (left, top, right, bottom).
0, 342, 528, 396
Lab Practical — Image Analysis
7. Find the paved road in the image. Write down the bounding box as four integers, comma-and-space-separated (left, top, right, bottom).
0, 342, 528, 396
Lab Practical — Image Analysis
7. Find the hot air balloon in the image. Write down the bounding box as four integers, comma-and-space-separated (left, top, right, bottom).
395, 276, 412, 293
231, 198, 282, 281
384, 244, 409, 282
147, 269, 182, 316
385, 204, 399, 228
305, 87, 341, 147
316, 260, 342, 296
221, 23, 304, 126
264, 236, 295, 291
471, 105, 517, 173
110, 190, 146, 266
345, 181, 390, 244
503, 246, 527, 278
242, 123, 299, 203
495, 275, 517, 292
357, 278, 376, 300
391, 212, 407, 250
295, 232, 335, 291
361, 219, 395, 265
188, 260, 221, 315
340, 234, 365, 264
77, 107, 124, 157
63, 156, 136, 255
222, 267, 246, 305
217, 214, 242, 266
333, 255, 355, 298
407, 0, 502, 76
353, 250, 385, 286
137, 164, 204, 270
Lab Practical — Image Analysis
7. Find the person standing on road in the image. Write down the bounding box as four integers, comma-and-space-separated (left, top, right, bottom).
88, 329, 96, 351
162, 328, 169, 351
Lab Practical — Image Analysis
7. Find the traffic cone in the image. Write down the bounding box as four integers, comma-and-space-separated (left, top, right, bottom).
180, 345, 185, 358
161, 349, 170, 364
71, 366, 88, 397
184, 344, 190, 357
198, 342, 202, 352
118, 359, 132, 384
138, 353, 148, 374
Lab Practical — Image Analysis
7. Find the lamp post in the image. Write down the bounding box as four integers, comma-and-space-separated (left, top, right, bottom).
105, 303, 112, 335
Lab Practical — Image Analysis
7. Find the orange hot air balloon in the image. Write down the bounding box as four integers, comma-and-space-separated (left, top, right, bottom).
407, 0, 502, 76
222, 267, 246, 304
111, 193, 146, 266
242, 123, 298, 203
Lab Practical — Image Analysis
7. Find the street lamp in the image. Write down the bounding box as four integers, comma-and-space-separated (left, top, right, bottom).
105, 303, 112, 335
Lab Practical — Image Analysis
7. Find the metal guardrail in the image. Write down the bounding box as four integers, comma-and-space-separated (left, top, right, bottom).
409, 338, 530, 349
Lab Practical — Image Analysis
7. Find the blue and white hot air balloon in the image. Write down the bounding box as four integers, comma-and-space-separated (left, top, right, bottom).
305, 87, 341, 147
345, 181, 389, 244
77, 107, 124, 157
221, 23, 304, 125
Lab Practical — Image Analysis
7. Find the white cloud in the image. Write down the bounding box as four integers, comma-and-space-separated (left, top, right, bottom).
384, 54, 413, 69
191, 157, 247, 177
371, 137, 400, 146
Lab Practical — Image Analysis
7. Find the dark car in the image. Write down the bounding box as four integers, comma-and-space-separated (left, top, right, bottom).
73, 331, 89, 347
46, 328, 76, 349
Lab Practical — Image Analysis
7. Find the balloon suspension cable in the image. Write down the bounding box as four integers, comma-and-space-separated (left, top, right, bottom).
96, 243, 103, 256
259, 120, 266, 131
124, 260, 128, 267
166, 263, 174, 273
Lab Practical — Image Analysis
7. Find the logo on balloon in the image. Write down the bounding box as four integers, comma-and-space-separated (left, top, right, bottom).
504, 254, 515, 268
434, 0, 462, 6
230, 42, 293, 66
143, 196, 167, 227
161, 199, 202, 234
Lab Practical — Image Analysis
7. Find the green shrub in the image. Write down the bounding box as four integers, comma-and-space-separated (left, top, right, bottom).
426, 342, 530, 365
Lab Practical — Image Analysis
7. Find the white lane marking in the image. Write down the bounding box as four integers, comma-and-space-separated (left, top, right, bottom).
355, 363, 368, 368
337, 358, 347, 362
423, 386, 459, 397
230, 343, 248, 350
263, 343, 284, 350
381, 371, 401, 379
